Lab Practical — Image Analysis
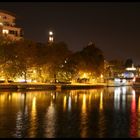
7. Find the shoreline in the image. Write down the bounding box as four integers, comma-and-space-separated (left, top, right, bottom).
0, 83, 106, 90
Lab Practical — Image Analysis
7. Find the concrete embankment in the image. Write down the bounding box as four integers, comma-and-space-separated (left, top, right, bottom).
59, 84, 105, 90
0, 83, 106, 91
0, 83, 56, 90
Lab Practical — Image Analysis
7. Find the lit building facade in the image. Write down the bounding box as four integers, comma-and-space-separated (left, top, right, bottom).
0, 10, 23, 41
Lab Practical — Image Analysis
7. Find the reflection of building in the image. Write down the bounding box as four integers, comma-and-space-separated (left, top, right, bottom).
0, 10, 23, 40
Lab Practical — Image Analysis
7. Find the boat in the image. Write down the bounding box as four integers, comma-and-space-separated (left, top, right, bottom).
106, 77, 133, 87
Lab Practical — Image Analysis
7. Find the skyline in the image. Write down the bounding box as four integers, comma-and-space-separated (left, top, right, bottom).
0, 2, 140, 64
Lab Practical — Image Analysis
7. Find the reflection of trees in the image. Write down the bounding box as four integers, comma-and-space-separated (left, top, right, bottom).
80, 94, 88, 138
68, 43, 104, 80
28, 96, 37, 138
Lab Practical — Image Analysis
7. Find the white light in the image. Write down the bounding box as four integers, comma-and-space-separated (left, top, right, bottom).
49, 31, 53, 35
126, 67, 136, 71
114, 78, 120, 82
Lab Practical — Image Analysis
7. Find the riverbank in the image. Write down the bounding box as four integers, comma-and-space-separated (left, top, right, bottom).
0, 82, 106, 90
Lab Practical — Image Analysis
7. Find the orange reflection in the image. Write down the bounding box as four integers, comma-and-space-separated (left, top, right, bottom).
82, 94, 86, 114
99, 91, 103, 111
80, 94, 87, 138
75, 95, 77, 103
28, 96, 37, 138
63, 96, 67, 112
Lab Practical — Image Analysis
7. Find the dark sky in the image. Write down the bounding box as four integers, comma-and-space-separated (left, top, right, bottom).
0, 2, 140, 64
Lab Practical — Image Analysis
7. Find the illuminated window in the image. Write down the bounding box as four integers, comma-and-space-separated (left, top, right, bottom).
49, 37, 53, 42
2, 29, 9, 34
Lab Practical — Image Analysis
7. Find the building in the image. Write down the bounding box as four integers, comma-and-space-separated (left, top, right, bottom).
0, 10, 23, 41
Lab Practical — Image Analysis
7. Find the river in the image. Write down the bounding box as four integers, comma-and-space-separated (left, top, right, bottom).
0, 86, 139, 138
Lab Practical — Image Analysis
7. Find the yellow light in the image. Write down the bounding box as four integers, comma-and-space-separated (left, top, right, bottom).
82, 94, 86, 114
29, 96, 37, 137
32, 97, 36, 110
53, 95, 55, 100
82, 73, 88, 78
0, 22, 3, 25
2, 29, 9, 34
100, 74, 103, 78
63, 96, 67, 111
99, 91, 103, 111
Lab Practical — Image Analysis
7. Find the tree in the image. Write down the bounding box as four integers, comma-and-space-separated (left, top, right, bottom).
125, 58, 133, 68
45, 41, 72, 82
0, 36, 18, 81
68, 42, 105, 80
13, 39, 37, 82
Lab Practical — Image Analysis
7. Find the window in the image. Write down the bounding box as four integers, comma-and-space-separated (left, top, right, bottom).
0, 22, 3, 25
2, 29, 9, 34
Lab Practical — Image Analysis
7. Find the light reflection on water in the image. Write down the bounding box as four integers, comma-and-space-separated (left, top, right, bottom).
44, 101, 56, 138
28, 96, 37, 138
0, 87, 140, 138
80, 93, 87, 138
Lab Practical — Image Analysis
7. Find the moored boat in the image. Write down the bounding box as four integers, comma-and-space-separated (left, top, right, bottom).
106, 77, 133, 87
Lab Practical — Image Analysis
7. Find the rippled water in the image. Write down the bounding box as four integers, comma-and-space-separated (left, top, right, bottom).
0, 86, 140, 138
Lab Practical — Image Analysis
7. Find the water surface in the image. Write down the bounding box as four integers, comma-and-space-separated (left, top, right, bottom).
0, 86, 139, 138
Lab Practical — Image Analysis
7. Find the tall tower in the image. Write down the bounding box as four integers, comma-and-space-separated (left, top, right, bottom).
48, 30, 54, 44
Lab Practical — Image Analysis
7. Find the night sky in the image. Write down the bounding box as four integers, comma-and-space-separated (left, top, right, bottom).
0, 2, 140, 64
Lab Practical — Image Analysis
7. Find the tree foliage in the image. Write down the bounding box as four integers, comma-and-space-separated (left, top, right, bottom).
68, 42, 104, 78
